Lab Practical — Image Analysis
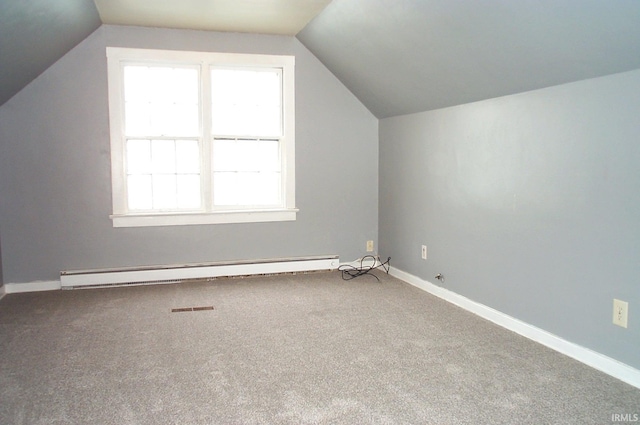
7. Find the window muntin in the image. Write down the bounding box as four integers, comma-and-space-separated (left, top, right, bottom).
106, 48, 296, 227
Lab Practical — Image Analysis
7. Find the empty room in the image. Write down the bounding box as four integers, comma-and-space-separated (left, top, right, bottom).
1, 0, 639, 423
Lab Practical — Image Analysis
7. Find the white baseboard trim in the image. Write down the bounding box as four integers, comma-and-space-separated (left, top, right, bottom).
4, 280, 62, 294
0, 284, 6, 300
389, 266, 640, 390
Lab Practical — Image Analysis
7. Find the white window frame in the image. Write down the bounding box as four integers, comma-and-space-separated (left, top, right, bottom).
106, 47, 297, 227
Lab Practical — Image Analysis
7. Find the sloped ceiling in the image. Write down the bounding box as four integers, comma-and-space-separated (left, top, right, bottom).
0, 0, 101, 106
298, 0, 640, 118
2, 0, 640, 118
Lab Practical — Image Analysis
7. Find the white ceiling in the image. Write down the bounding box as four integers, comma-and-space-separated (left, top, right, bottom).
94, 0, 332, 35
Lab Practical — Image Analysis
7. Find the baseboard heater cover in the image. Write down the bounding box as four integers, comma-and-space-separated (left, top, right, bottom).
60, 255, 339, 289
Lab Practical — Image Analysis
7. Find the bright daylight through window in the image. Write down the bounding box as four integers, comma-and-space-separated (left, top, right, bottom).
106, 48, 296, 227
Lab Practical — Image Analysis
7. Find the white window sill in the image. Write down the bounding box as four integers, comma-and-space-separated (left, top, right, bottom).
110, 209, 298, 228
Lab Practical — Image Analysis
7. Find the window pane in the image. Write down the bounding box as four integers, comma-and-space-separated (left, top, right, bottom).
212, 139, 238, 172
238, 172, 280, 205
213, 139, 280, 173
151, 140, 176, 174
152, 174, 177, 209
235, 172, 255, 205
125, 102, 152, 136
252, 106, 281, 136
213, 172, 237, 205
176, 140, 200, 173
127, 175, 152, 210
171, 68, 199, 105
124, 66, 151, 102
149, 102, 174, 136
124, 65, 199, 137
211, 69, 281, 137
257, 140, 280, 172
126, 140, 151, 174
177, 175, 201, 208
213, 171, 281, 206
170, 104, 199, 136
211, 105, 241, 136
235, 140, 259, 171
257, 172, 281, 205
148, 67, 175, 103
254, 71, 280, 106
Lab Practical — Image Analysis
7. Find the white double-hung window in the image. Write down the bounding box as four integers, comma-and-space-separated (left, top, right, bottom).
106, 47, 296, 227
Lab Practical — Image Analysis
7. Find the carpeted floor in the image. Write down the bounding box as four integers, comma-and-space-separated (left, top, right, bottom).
0, 271, 638, 424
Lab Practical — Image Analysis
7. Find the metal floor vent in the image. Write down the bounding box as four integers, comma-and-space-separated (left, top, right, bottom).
171, 306, 215, 313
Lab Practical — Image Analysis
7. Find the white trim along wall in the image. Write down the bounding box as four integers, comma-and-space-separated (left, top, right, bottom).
4, 281, 61, 294
389, 266, 640, 390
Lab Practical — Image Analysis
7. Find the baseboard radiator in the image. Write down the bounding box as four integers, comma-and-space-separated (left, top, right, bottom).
60, 255, 340, 289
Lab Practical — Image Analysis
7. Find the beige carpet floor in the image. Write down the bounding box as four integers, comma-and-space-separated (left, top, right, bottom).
1, 271, 639, 424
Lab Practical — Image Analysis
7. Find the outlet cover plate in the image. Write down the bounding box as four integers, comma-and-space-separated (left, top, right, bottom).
613, 299, 629, 328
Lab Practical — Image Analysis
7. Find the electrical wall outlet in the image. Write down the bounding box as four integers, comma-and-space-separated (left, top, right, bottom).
366, 240, 374, 252
421, 245, 427, 260
613, 299, 629, 328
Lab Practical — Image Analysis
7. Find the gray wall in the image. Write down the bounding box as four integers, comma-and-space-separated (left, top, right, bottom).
379, 69, 640, 369
0, 232, 4, 287
0, 25, 378, 284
